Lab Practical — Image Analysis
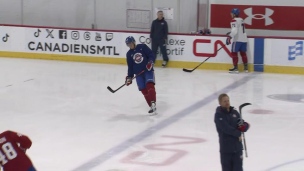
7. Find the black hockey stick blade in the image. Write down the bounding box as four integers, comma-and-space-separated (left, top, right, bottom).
107, 70, 145, 94
107, 86, 116, 93
183, 68, 195, 72
239, 103, 252, 118
107, 84, 126, 93
182, 57, 211, 73
182, 46, 224, 73
239, 103, 252, 113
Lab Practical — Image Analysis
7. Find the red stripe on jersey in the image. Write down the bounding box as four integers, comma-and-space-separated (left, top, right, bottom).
231, 19, 236, 22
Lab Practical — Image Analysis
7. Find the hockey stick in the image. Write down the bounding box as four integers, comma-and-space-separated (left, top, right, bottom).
239, 103, 252, 158
182, 47, 224, 73
107, 70, 145, 93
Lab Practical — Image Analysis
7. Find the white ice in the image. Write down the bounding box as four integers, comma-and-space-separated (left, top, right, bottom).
0, 58, 303, 171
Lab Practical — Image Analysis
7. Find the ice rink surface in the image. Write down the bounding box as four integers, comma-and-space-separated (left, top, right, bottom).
0, 58, 303, 171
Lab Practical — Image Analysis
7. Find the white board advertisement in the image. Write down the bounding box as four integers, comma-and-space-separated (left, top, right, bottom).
134, 34, 254, 63
267, 39, 304, 66
0, 26, 123, 58
0, 26, 254, 64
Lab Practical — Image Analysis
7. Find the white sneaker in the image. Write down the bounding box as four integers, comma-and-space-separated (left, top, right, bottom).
148, 102, 157, 115
162, 61, 168, 67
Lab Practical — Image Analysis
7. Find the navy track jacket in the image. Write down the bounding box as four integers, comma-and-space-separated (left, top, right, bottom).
214, 106, 243, 153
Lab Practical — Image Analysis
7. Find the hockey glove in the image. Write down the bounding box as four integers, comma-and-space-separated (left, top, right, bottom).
125, 76, 132, 86
226, 36, 232, 45
238, 122, 250, 132
146, 60, 153, 71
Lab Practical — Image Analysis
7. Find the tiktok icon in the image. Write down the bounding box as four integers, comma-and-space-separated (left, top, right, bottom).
34, 29, 41, 37
2, 34, 9, 42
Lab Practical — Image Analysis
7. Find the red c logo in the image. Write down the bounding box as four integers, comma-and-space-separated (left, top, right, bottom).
193, 39, 232, 57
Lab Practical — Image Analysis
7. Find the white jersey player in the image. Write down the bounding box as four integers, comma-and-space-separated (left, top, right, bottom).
226, 8, 249, 73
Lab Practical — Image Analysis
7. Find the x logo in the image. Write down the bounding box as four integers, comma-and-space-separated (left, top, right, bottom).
46, 29, 54, 38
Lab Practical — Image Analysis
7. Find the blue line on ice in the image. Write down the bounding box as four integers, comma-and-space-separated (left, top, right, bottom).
71, 74, 256, 171
265, 158, 304, 171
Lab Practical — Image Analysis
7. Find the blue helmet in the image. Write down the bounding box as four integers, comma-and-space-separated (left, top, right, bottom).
125, 36, 135, 45
231, 8, 240, 16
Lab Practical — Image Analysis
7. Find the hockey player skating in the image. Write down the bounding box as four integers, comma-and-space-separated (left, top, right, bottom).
226, 8, 249, 73
0, 130, 36, 171
125, 36, 157, 115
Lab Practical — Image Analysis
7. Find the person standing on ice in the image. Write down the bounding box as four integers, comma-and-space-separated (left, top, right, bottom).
125, 36, 157, 115
214, 94, 250, 171
226, 8, 249, 73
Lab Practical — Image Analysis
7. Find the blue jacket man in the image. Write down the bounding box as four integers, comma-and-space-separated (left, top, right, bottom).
214, 94, 250, 171
150, 11, 169, 67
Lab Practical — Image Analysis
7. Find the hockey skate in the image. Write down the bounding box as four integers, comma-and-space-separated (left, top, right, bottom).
162, 61, 168, 68
244, 64, 248, 73
229, 66, 239, 74
148, 101, 157, 115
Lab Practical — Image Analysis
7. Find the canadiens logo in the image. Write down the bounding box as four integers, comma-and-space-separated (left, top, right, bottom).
133, 53, 143, 64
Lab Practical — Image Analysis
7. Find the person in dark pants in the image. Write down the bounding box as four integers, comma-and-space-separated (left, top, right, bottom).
214, 94, 250, 171
150, 11, 169, 67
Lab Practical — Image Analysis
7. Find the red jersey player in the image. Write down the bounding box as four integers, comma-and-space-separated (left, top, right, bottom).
0, 131, 36, 171
226, 8, 249, 73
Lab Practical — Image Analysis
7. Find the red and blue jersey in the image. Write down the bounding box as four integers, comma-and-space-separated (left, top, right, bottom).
126, 44, 155, 77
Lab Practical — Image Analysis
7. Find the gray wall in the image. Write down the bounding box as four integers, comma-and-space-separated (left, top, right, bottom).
23, 0, 95, 28
198, 0, 208, 30
0, 0, 200, 33
0, 0, 22, 24
96, 0, 199, 33
1, 0, 303, 37
179, 0, 198, 32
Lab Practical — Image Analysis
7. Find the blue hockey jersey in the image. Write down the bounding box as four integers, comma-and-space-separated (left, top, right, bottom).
126, 44, 155, 77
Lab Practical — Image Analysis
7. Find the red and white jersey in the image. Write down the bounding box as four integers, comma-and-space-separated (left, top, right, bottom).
0, 131, 34, 171
229, 17, 247, 43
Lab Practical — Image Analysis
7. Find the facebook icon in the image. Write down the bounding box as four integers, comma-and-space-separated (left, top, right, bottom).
59, 30, 67, 39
